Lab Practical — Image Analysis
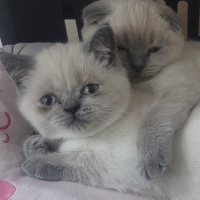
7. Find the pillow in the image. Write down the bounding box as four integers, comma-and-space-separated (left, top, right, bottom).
0, 63, 32, 145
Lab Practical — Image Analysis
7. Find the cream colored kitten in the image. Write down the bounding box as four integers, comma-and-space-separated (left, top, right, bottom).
82, 0, 200, 180
2, 25, 200, 200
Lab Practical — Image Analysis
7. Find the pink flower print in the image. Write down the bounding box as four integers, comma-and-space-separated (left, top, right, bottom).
0, 180, 16, 200
0, 131, 10, 143
0, 112, 11, 143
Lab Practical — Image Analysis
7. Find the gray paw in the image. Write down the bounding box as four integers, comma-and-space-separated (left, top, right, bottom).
22, 157, 64, 181
23, 135, 48, 158
138, 146, 172, 180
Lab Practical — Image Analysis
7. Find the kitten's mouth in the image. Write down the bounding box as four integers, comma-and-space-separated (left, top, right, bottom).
66, 115, 88, 130
129, 74, 154, 83
124, 65, 153, 83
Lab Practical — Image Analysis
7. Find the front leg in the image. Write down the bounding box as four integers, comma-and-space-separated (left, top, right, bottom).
22, 133, 63, 159
138, 110, 173, 180
22, 134, 48, 159
22, 152, 104, 184
22, 156, 66, 181
137, 101, 192, 180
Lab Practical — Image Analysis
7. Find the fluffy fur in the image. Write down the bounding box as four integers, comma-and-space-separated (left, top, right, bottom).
82, 0, 184, 82
3, 25, 200, 200
82, 0, 200, 179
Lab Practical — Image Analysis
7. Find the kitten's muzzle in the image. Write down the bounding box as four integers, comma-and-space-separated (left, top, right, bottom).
63, 98, 81, 115
63, 102, 87, 129
129, 55, 146, 72
64, 104, 81, 115
131, 64, 145, 72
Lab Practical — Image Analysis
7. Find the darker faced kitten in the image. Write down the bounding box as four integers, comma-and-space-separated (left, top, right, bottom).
82, 0, 184, 83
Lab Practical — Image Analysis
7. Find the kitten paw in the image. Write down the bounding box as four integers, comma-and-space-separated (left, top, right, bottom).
22, 157, 64, 181
138, 147, 172, 180
22, 135, 48, 158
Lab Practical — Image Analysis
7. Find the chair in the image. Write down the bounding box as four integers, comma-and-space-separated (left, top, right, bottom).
164, 0, 200, 39
61, 0, 93, 41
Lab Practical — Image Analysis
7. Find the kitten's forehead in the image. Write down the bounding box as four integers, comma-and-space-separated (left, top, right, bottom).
32, 43, 104, 93
110, 0, 171, 47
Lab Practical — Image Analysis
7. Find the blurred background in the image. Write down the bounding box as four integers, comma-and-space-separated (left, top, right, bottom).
0, 0, 199, 47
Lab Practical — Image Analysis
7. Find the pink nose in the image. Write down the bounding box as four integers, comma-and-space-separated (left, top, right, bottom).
0, 180, 16, 200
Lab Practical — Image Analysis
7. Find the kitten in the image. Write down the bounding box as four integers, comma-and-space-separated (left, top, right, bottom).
3, 25, 200, 200
82, 0, 200, 179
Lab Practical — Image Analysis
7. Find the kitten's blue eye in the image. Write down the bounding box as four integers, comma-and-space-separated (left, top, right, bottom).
82, 84, 99, 95
41, 95, 57, 106
147, 46, 161, 56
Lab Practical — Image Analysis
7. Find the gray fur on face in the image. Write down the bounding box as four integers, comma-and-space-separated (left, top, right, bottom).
0, 52, 35, 89
85, 25, 117, 66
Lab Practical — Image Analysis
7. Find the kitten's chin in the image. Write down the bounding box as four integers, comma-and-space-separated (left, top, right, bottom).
129, 75, 155, 84
128, 71, 161, 84
124, 64, 160, 83
41, 118, 98, 139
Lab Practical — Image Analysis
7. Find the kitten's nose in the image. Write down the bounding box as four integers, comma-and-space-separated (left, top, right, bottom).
132, 64, 145, 72
130, 56, 146, 72
64, 104, 81, 115
64, 98, 81, 115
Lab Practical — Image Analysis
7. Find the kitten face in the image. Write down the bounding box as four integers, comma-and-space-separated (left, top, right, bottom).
5, 26, 130, 140
82, 0, 185, 83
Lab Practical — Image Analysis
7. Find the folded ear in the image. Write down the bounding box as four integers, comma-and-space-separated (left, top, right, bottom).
159, 5, 182, 33
82, 1, 111, 26
85, 25, 117, 66
0, 52, 35, 90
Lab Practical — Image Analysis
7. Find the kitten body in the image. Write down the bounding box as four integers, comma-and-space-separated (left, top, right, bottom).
82, 0, 200, 179
3, 26, 200, 200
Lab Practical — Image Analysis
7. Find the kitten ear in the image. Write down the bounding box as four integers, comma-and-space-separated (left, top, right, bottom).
0, 52, 35, 90
159, 5, 182, 33
85, 25, 117, 66
82, 1, 111, 26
